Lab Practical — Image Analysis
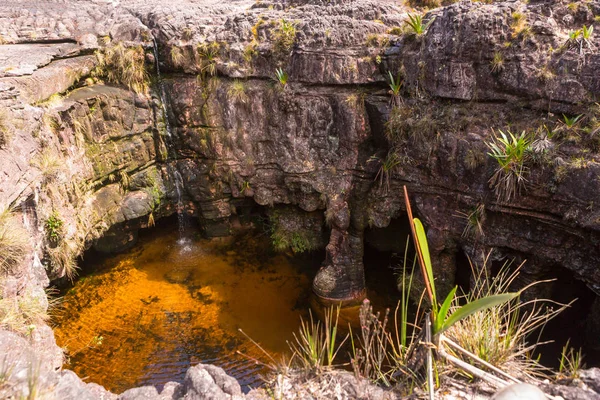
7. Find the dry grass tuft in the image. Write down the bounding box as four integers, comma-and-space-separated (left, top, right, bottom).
445, 255, 569, 380
94, 42, 149, 94
0, 207, 29, 275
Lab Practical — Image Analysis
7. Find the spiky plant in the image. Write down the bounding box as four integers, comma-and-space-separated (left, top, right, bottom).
387, 71, 403, 107
490, 52, 504, 73
486, 130, 532, 202
275, 68, 289, 88
404, 13, 434, 36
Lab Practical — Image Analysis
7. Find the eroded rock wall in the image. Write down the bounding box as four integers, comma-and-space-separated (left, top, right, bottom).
1, 0, 600, 398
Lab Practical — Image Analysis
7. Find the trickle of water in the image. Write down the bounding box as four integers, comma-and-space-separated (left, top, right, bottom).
172, 169, 190, 248
152, 38, 173, 139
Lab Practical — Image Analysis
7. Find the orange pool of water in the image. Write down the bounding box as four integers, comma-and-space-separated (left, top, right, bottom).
53, 224, 313, 393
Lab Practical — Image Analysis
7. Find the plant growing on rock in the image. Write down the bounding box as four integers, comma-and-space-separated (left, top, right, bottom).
0, 207, 29, 274
568, 25, 594, 54
227, 80, 249, 104
197, 42, 220, 78
370, 151, 401, 194
274, 68, 289, 88
45, 211, 64, 245
170, 45, 186, 68
490, 52, 504, 74
404, 13, 434, 36
510, 11, 532, 40
486, 130, 532, 202
387, 71, 403, 107
272, 19, 297, 57
93, 42, 149, 94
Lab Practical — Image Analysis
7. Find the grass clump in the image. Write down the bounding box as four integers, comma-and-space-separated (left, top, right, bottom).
197, 42, 220, 78
558, 340, 584, 379
0, 288, 52, 334
387, 71, 403, 107
272, 19, 297, 57
486, 130, 532, 202
228, 80, 249, 104
369, 150, 402, 194
0, 207, 29, 274
510, 11, 532, 40
444, 256, 567, 379
30, 148, 62, 184
289, 307, 348, 370
170, 45, 186, 68
93, 42, 149, 94
490, 51, 504, 73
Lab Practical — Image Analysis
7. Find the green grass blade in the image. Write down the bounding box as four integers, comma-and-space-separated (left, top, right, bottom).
414, 218, 436, 306
434, 286, 457, 334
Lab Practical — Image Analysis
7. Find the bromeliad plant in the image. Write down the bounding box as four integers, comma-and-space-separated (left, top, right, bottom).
405, 13, 434, 36
387, 71, 403, 107
275, 68, 289, 88
486, 130, 532, 202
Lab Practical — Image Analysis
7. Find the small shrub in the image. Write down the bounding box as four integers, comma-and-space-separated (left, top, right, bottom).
486, 130, 532, 202
45, 211, 64, 244
93, 43, 148, 94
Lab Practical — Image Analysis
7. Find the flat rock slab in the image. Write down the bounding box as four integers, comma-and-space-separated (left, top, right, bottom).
0, 43, 81, 77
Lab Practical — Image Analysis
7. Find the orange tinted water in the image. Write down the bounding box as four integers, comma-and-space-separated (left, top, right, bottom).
53, 223, 314, 393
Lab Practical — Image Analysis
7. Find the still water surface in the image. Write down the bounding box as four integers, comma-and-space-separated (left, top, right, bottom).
54, 222, 315, 393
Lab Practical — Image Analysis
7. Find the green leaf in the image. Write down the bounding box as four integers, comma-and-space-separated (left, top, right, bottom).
414, 218, 436, 305
438, 292, 519, 335
434, 286, 457, 333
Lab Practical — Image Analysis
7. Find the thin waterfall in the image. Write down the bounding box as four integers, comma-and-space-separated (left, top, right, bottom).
173, 169, 190, 247
152, 38, 173, 138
